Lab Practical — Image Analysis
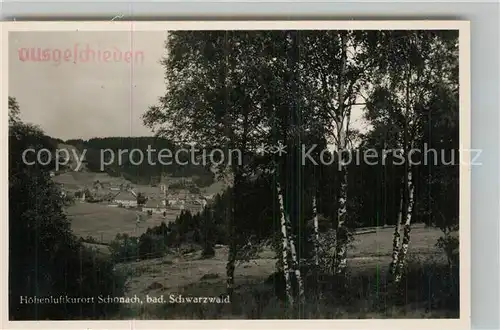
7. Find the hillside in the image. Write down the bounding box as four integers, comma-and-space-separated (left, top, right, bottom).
62, 137, 215, 186
66, 202, 180, 243
114, 224, 449, 319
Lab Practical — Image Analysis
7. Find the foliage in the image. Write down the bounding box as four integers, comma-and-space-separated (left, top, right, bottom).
9, 29, 461, 319
8, 96, 21, 125
9, 100, 125, 320
141, 30, 460, 303
65, 137, 215, 186
436, 231, 459, 268
148, 256, 458, 319
136, 192, 148, 206
109, 234, 140, 262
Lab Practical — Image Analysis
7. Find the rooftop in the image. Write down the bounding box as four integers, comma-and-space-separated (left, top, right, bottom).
113, 191, 137, 201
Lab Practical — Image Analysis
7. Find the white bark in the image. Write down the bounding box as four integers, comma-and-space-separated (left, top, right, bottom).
277, 182, 294, 306
394, 43, 416, 284
285, 213, 305, 305
334, 32, 350, 276
394, 170, 415, 284
312, 196, 320, 267
390, 182, 404, 275
335, 169, 348, 274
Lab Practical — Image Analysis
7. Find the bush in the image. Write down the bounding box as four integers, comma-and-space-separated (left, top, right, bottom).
109, 234, 140, 262
138, 234, 169, 259
395, 257, 459, 311
109, 231, 172, 262
9, 101, 126, 320
436, 232, 459, 268
11, 241, 126, 320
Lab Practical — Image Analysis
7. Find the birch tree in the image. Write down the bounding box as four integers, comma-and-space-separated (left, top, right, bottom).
364, 30, 459, 284
144, 31, 315, 302
299, 30, 376, 275
277, 181, 294, 305
312, 195, 320, 268
143, 31, 274, 297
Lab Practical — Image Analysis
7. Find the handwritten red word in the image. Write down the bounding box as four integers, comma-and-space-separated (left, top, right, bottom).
18, 44, 144, 65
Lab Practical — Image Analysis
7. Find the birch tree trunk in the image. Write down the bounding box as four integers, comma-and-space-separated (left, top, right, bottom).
389, 181, 404, 275
285, 212, 305, 305
334, 31, 350, 276
394, 169, 415, 284
281, 30, 305, 307
277, 181, 295, 306
392, 38, 416, 285
312, 195, 320, 268
335, 168, 348, 275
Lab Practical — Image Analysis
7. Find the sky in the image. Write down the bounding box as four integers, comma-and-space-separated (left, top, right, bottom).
9, 31, 367, 141
9, 31, 168, 140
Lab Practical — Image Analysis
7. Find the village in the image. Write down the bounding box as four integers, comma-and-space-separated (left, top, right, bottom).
54, 170, 214, 209
49, 170, 222, 243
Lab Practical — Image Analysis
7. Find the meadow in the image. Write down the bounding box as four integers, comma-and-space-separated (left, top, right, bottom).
112, 224, 455, 319
56, 168, 453, 320
66, 202, 181, 243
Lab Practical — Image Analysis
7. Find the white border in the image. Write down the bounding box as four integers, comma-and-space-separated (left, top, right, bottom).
0, 20, 471, 330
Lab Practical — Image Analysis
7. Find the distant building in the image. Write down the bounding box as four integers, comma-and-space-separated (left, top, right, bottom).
142, 198, 167, 214
166, 198, 178, 207
113, 191, 137, 207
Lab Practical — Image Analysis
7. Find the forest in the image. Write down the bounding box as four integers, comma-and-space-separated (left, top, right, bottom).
8, 29, 460, 319
142, 29, 460, 316
65, 137, 215, 186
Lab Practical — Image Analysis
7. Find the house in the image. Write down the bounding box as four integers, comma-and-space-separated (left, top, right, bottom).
142, 198, 167, 214
113, 190, 137, 208
166, 198, 178, 207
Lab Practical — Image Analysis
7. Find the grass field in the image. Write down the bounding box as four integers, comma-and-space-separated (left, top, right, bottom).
53, 171, 130, 192
58, 170, 456, 319
118, 224, 444, 295
111, 224, 455, 319
58, 168, 227, 245
66, 202, 181, 243
347, 224, 444, 268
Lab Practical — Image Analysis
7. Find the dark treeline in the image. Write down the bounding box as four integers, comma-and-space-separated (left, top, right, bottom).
8, 29, 460, 320
9, 97, 125, 320
142, 29, 460, 315
65, 137, 215, 186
